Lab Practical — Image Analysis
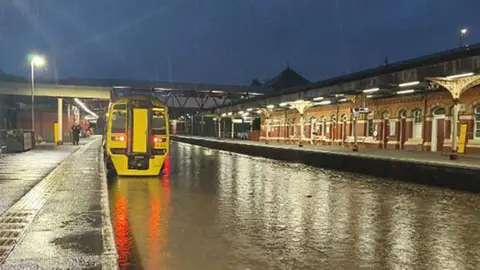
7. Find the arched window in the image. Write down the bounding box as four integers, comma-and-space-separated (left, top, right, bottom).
310, 117, 316, 137
412, 109, 423, 139
321, 117, 327, 136
366, 113, 374, 137
475, 106, 480, 139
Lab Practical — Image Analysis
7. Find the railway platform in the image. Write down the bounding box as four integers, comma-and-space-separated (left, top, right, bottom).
0, 136, 117, 269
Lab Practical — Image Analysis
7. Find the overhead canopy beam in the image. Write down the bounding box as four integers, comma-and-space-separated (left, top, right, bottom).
0, 82, 111, 99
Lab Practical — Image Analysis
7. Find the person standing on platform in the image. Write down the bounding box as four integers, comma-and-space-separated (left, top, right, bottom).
71, 122, 81, 145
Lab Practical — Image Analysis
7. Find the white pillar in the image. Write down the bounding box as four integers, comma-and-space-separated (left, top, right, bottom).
217, 119, 221, 139
299, 113, 304, 147
67, 104, 71, 142
231, 118, 235, 139
58, 98, 63, 143
353, 116, 358, 151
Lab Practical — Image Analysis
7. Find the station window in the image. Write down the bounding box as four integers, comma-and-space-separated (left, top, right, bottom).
475, 106, 480, 138
321, 118, 327, 136
366, 113, 374, 137
367, 119, 374, 136
412, 109, 423, 139
111, 111, 126, 133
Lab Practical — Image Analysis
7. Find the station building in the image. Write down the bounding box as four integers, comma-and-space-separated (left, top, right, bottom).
222, 45, 480, 155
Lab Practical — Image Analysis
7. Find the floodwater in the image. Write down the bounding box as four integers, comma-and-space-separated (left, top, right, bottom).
108, 141, 480, 270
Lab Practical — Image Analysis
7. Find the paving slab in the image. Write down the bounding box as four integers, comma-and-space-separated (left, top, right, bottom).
0, 138, 94, 217
0, 136, 117, 270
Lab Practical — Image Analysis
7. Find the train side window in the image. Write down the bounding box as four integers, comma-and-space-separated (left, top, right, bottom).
152, 111, 166, 135
111, 111, 126, 133
113, 104, 126, 110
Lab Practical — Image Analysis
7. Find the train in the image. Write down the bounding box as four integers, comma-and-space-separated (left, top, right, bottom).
104, 89, 169, 176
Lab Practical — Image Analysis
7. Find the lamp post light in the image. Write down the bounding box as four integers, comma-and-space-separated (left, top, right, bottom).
30, 54, 46, 132
460, 28, 468, 47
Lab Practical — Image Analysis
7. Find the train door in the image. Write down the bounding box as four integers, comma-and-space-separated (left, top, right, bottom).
132, 108, 149, 154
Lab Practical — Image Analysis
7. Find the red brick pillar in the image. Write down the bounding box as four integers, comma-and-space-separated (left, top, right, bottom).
357, 120, 365, 138
405, 118, 413, 139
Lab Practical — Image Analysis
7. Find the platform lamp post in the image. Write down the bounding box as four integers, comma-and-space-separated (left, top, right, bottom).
345, 94, 359, 152
263, 105, 275, 144
459, 28, 468, 47
29, 54, 46, 133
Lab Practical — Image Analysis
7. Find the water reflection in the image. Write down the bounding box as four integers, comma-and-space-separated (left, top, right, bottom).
109, 156, 171, 270
109, 143, 480, 270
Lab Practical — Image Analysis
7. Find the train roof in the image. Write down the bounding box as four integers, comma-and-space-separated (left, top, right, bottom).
111, 94, 167, 108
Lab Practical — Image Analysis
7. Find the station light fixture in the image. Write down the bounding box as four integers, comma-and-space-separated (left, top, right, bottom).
74, 98, 98, 119
317, 100, 332, 105
295, 99, 304, 103
266, 104, 274, 109
255, 110, 262, 114
238, 110, 244, 114
289, 105, 296, 110
366, 95, 373, 98
338, 98, 347, 102
461, 28, 468, 35
279, 102, 288, 107
313, 97, 324, 101
227, 112, 232, 116
221, 113, 227, 117
398, 81, 420, 87
247, 108, 253, 112
446, 72, 474, 79
363, 87, 379, 93
397, 89, 415, 95
31, 55, 46, 67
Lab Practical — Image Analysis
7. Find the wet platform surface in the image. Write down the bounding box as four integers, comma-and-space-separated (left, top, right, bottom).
175, 136, 480, 169
109, 141, 480, 270
1, 137, 116, 269
0, 139, 90, 217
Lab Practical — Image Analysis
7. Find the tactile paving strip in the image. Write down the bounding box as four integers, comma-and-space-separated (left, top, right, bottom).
0, 140, 95, 265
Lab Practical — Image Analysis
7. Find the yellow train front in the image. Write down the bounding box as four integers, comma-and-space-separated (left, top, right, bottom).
105, 95, 169, 176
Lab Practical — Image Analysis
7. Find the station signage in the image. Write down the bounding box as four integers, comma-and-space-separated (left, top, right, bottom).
351, 108, 369, 116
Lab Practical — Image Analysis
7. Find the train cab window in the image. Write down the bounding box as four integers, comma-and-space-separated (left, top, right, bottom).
111, 111, 126, 133
113, 104, 126, 110
152, 111, 166, 135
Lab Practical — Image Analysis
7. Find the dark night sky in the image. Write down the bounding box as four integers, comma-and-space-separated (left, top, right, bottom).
1, 0, 479, 85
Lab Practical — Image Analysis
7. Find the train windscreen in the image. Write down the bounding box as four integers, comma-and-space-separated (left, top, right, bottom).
152, 110, 166, 135
111, 111, 127, 133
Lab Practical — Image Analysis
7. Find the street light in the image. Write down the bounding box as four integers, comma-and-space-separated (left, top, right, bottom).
30, 54, 46, 132
460, 28, 468, 47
